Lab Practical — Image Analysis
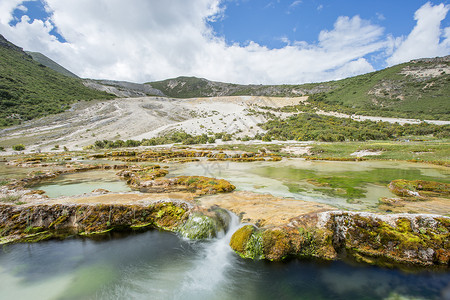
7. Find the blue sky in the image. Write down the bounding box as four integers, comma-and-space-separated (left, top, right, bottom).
210, 0, 450, 69
1, 0, 449, 83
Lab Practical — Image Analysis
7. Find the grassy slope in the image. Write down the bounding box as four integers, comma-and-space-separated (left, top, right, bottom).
149, 76, 328, 98
148, 58, 450, 120
26, 51, 79, 78
312, 61, 450, 120
0, 39, 114, 127
149, 76, 221, 98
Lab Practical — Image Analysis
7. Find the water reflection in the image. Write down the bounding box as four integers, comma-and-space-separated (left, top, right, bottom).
168, 159, 449, 211
0, 229, 449, 300
31, 170, 131, 198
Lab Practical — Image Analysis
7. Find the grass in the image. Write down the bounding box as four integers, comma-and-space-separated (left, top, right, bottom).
148, 59, 449, 120
306, 140, 450, 163
307, 62, 450, 120
0, 39, 115, 127
260, 113, 449, 142
0, 195, 21, 203
252, 157, 450, 200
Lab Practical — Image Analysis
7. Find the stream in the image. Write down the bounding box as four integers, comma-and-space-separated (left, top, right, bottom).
0, 211, 449, 300
0, 159, 449, 299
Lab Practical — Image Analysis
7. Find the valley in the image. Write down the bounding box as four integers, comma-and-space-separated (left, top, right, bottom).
0, 34, 449, 299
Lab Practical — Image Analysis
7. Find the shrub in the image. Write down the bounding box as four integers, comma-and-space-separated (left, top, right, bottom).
12, 144, 25, 151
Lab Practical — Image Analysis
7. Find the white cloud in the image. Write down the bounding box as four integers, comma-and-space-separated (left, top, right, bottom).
376, 13, 385, 21
16, 4, 28, 12
289, 1, 302, 9
1, 0, 446, 85
0, 0, 33, 24
387, 2, 450, 65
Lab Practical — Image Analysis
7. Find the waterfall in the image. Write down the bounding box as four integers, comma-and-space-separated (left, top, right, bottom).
173, 210, 242, 299
103, 210, 246, 299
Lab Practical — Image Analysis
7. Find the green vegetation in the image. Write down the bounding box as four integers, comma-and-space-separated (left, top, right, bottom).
150, 76, 222, 98
305, 140, 450, 163
179, 212, 222, 239
253, 160, 450, 201
89, 131, 231, 149
12, 144, 25, 151
388, 179, 450, 199
88, 115, 449, 151
307, 61, 450, 121
0, 194, 20, 202
0, 35, 114, 127
149, 58, 449, 120
26, 51, 79, 78
260, 113, 449, 142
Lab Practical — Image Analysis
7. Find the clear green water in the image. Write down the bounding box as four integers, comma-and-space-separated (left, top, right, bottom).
1, 160, 449, 298
0, 228, 448, 300
169, 159, 449, 210
31, 170, 132, 198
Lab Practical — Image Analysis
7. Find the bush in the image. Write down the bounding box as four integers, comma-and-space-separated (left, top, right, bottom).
12, 144, 25, 151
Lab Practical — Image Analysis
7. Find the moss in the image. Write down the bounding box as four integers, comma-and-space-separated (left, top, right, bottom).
0, 201, 192, 244
230, 225, 265, 259
262, 228, 291, 261
244, 231, 265, 259
396, 218, 412, 232
24, 226, 44, 234
388, 179, 450, 199
18, 231, 53, 243
80, 228, 113, 236
178, 212, 221, 239
153, 202, 187, 230
49, 215, 69, 229
130, 222, 153, 230
230, 225, 255, 253
175, 176, 236, 194
335, 213, 450, 266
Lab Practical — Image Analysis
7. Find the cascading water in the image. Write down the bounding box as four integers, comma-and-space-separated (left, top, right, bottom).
1, 211, 448, 300
110, 210, 249, 300
174, 211, 242, 299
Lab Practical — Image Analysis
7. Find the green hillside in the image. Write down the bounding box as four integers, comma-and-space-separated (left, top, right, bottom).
26, 51, 79, 78
148, 57, 450, 120
148, 76, 329, 98
307, 58, 450, 120
0, 35, 114, 127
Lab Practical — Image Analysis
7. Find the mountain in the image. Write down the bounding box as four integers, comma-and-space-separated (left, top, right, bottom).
308, 56, 450, 121
83, 79, 165, 98
148, 76, 331, 98
0, 35, 114, 127
148, 56, 450, 120
26, 51, 79, 78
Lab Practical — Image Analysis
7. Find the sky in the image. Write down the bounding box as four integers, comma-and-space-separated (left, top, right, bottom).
0, 0, 449, 84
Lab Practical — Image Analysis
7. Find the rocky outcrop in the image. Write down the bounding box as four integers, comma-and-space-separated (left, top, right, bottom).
83, 79, 165, 98
0, 34, 25, 53
388, 179, 450, 199
0, 201, 229, 244
6, 163, 130, 190
137, 176, 236, 195
230, 211, 450, 268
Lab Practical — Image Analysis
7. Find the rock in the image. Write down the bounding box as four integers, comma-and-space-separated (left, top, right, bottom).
0, 201, 192, 244
91, 188, 110, 194
388, 179, 450, 199
230, 211, 450, 267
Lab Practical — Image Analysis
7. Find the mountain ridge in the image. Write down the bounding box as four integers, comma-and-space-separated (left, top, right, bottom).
146, 56, 450, 120
1, 34, 449, 128
0, 34, 114, 127
26, 51, 79, 78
